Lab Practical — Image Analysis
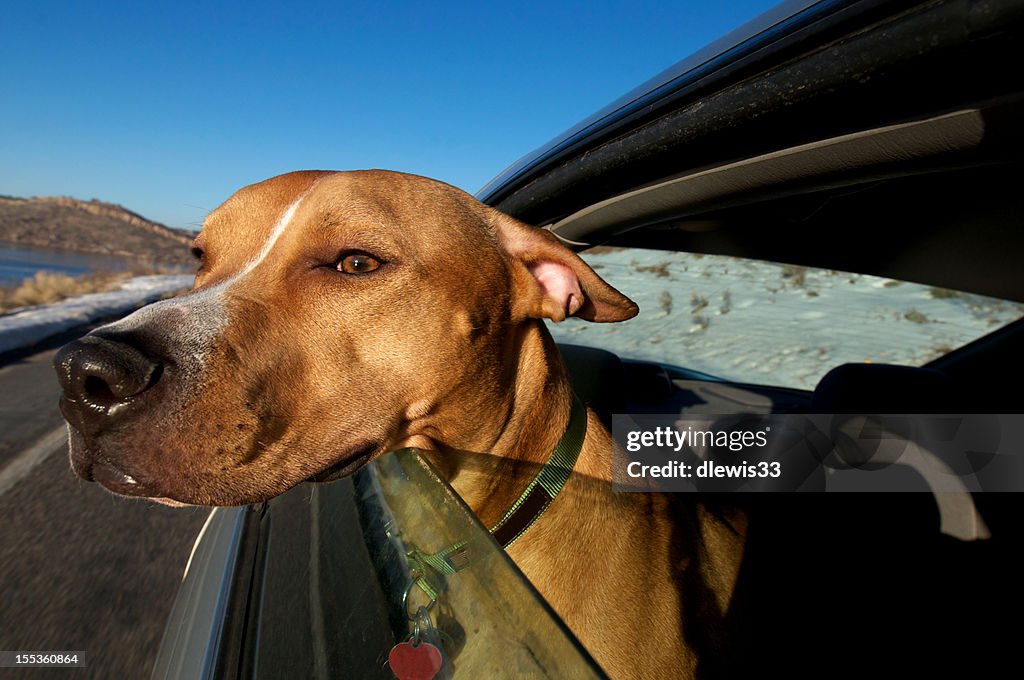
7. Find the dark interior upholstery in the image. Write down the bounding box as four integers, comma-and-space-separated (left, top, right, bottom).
811, 363, 955, 413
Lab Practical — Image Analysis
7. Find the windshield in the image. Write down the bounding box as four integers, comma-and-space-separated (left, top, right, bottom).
547, 247, 1024, 389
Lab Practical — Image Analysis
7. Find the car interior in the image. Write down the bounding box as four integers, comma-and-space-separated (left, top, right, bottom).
551, 143, 1024, 676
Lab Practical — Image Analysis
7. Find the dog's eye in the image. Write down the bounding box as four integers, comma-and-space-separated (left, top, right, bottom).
336, 252, 382, 274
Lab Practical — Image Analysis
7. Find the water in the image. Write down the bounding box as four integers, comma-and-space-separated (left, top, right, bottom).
0, 242, 142, 286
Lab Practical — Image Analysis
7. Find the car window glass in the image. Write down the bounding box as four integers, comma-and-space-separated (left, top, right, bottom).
548, 247, 1024, 389
247, 449, 607, 679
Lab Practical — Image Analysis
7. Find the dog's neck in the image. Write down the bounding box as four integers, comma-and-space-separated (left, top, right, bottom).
418, 321, 584, 529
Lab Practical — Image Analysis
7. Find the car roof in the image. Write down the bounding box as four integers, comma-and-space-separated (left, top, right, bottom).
477, 0, 825, 204
477, 0, 1024, 303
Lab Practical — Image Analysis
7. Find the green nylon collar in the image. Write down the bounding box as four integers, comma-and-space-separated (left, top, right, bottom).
489, 391, 587, 549
408, 393, 587, 598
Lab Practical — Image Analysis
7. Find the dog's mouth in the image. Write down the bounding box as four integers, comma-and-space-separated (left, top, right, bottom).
72, 428, 381, 503
90, 460, 160, 497
307, 441, 380, 483
91, 463, 193, 506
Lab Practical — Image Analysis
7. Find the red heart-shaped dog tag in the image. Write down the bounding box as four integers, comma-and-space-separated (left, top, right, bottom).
388, 640, 442, 680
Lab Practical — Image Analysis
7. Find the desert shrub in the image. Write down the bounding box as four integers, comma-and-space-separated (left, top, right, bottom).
635, 262, 671, 278
781, 264, 807, 287
928, 286, 961, 299
904, 309, 930, 324
0, 270, 130, 313
658, 290, 673, 315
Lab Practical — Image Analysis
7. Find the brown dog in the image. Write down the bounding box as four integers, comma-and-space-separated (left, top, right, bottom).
54, 170, 745, 679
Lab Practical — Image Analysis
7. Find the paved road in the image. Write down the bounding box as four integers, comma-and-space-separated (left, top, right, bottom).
0, 346, 209, 679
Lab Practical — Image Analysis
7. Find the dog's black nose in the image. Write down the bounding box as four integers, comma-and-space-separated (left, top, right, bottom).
54, 335, 163, 433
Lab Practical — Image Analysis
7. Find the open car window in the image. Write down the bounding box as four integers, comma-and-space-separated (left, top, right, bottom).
219, 450, 607, 679
548, 248, 1024, 389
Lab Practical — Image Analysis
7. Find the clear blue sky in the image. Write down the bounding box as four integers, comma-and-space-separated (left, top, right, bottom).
1, 1, 778, 231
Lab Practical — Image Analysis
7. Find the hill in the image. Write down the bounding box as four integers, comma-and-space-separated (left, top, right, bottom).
0, 195, 196, 266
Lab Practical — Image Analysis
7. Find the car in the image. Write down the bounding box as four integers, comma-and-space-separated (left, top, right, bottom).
151, 0, 1024, 677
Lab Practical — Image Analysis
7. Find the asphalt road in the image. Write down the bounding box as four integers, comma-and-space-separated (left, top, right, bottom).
0, 346, 209, 679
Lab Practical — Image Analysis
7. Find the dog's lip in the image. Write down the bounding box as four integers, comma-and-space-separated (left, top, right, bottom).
308, 442, 379, 483
91, 461, 156, 497
150, 496, 195, 507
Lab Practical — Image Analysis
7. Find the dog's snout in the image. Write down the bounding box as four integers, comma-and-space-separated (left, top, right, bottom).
55, 335, 163, 432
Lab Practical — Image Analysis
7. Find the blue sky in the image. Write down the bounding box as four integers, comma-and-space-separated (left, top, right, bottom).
2, 1, 778, 231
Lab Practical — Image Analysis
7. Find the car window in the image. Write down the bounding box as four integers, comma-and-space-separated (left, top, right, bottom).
245, 449, 607, 679
548, 247, 1024, 389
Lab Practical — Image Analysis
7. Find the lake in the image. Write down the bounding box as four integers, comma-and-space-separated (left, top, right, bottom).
0, 242, 157, 286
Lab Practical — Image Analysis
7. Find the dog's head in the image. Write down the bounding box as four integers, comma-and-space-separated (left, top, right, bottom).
54, 170, 637, 505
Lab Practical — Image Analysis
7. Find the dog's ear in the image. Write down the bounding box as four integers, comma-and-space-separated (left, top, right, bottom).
488, 210, 639, 323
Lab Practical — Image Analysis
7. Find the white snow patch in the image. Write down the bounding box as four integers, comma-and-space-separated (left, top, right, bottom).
550, 250, 1024, 389
0, 275, 193, 355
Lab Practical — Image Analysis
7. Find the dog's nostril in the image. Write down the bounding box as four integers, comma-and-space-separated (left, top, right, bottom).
83, 375, 117, 404
55, 336, 163, 418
